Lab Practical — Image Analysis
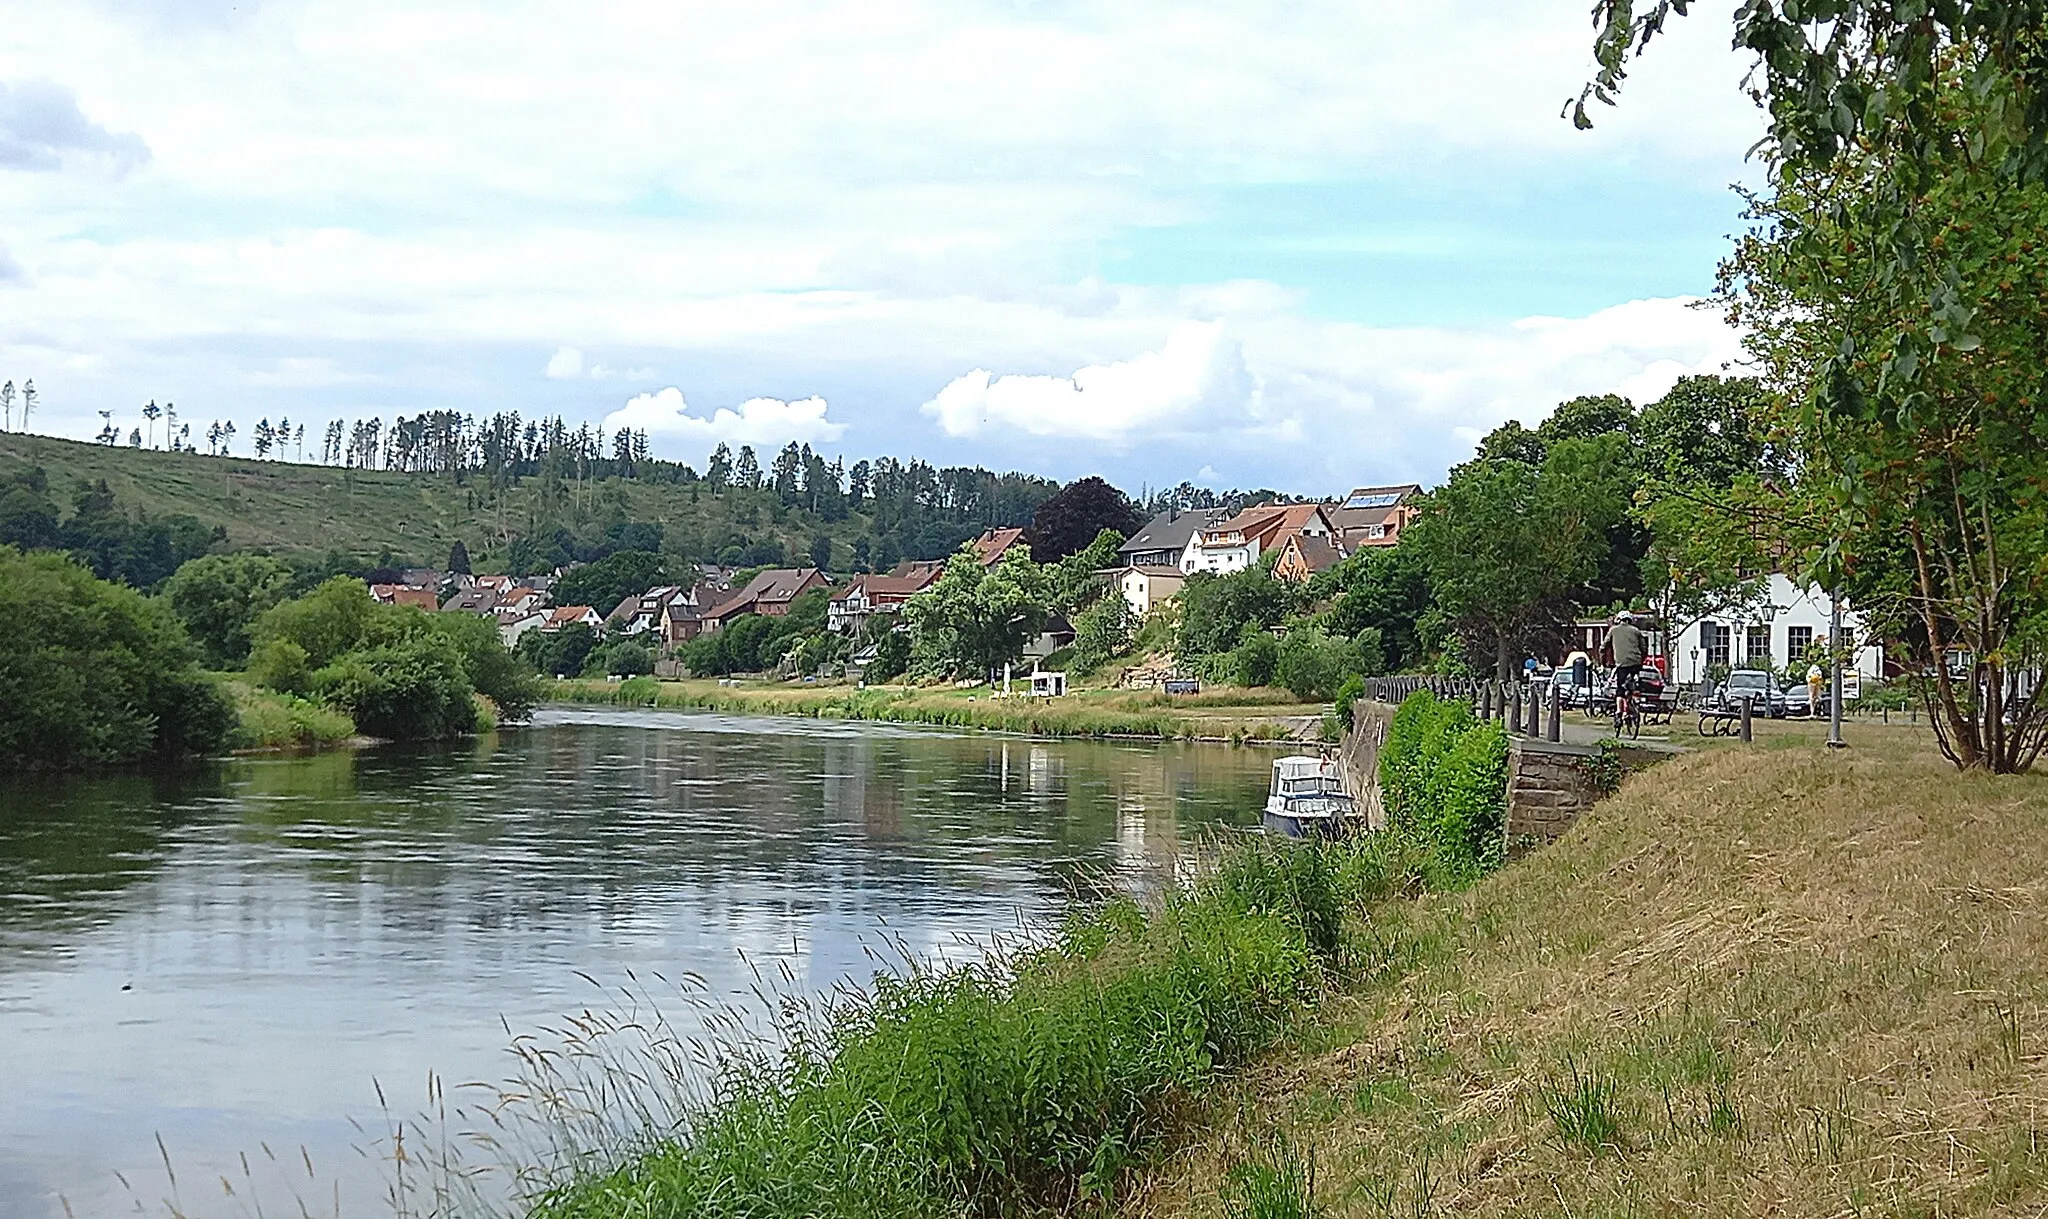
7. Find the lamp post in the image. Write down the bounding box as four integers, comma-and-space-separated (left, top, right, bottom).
1827, 591, 1847, 749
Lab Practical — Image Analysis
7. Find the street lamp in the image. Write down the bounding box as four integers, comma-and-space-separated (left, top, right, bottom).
1828, 591, 1847, 749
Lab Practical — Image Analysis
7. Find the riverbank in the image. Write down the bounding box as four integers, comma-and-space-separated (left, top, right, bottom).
1124, 732, 2044, 1216
547, 676, 1330, 742
514, 730, 2048, 1217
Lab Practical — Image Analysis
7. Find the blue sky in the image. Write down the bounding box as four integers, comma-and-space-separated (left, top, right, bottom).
0, 0, 1764, 495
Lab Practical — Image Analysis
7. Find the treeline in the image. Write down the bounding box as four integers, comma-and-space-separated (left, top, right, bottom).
0, 462, 223, 587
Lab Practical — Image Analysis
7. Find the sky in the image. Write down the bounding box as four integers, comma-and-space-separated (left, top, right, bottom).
0, 0, 1766, 495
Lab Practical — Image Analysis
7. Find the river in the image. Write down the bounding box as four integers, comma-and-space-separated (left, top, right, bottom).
0, 707, 1274, 1218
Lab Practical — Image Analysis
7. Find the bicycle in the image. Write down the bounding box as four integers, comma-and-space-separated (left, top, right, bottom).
1611, 671, 1642, 740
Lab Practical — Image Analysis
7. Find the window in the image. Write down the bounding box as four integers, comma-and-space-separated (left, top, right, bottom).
1705, 622, 1731, 668
1746, 624, 1771, 666
1364, 523, 1387, 539
1786, 625, 1814, 660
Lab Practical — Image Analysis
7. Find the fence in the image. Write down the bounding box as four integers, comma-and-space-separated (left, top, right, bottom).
1358, 675, 1565, 742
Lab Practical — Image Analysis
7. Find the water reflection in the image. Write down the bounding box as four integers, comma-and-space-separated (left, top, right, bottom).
0, 708, 1270, 1218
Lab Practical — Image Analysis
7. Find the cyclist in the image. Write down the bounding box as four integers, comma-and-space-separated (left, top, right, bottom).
1604, 611, 1647, 707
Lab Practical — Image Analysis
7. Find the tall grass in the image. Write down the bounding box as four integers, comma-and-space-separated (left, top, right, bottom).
228, 681, 357, 750
550, 678, 1304, 742
366, 835, 1420, 1219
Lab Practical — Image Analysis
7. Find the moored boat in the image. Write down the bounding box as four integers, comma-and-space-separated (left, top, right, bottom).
1262, 755, 1355, 838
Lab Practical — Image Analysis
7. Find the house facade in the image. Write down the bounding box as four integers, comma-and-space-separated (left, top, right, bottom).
1179, 503, 1335, 575
1665, 574, 1884, 687
1118, 508, 1228, 569
828, 570, 937, 633
1271, 534, 1345, 583
607, 585, 698, 637
697, 567, 831, 634
1098, 564, 1185, 617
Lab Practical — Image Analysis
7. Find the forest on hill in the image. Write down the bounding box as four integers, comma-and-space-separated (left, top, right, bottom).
0, 429, 1071, 578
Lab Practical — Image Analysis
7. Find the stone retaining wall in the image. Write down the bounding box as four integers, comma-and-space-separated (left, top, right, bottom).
1342, 698, 1669, 850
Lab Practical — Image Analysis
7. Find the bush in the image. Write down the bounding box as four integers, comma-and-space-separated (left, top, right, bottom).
310, 636, 478, 741
1071, 594, 1139, 674
1378, 690, 1508, 880
1333, 675, 1366, 728
0, 547, 237, 770
1224, 631, 1280, 688
865, 628, 911, 682
606, 642, 654, 677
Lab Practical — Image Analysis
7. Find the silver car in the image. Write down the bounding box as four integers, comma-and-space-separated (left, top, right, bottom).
1718, 669, 1788, 718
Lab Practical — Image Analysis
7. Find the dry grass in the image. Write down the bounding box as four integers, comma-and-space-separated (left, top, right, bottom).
1126, 733, 2048, 1217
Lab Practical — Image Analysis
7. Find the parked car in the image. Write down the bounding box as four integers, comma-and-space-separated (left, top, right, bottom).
1718, 669, 1788, 718
1780, 681, 1833, 718
1550, 666, 1594, 708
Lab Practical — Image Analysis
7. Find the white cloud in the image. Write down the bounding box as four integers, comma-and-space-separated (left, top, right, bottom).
907, 294, 1742, 484
544, 346, 583, 379
922, 322, 1250, 441
604, 388, 846, 452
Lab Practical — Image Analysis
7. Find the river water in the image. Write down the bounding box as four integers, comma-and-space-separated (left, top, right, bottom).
0, 707, 1272, 1218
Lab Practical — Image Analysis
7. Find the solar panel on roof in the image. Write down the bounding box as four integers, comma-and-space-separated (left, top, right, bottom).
1346, 492, 1401, 509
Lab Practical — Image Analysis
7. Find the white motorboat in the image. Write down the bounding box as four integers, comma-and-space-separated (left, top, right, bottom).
1262, 755, 1355, 838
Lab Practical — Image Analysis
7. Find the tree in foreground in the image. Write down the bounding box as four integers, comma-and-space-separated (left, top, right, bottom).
1589, 6, 2048, 770
0, 548, 235, 770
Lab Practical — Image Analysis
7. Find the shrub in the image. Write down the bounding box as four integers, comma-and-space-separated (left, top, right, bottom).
162, 552, 295, 668
1379, 690, 1508, 880
1224, 631, 1280, 688
0, 547, 237, 770
606, 641, 654, 677
311, 636, 478, 741
1333, 675, 1366, 728
1071, 594, 1139, 674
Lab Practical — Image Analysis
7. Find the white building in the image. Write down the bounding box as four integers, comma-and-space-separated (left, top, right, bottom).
1178, 503, 1334, 576
1099, 565, 1186, 617
1667, 574, 1884, 688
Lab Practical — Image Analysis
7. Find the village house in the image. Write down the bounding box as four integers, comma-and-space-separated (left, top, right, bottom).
826, 528, 1033, 634
971, 526, 1029, 564
1179, 502, 1335, 575
441, 586, 502, 614
1271, 533, 1347, 583
537, 605, 603, 633
496, 608, 550, 649
1118, 507, 1229, 568
1097, 564, 1186, 617
1327, 484, 1422, 550
697, 567, 831, 634
1663, 574, 1885, 689
827, 570, 936, 633
606, 585, 699, 637
369, 583, 440, 610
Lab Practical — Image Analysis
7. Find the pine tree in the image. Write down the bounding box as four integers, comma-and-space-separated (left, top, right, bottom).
142, 401, 162, 448
1, 381, 14, 431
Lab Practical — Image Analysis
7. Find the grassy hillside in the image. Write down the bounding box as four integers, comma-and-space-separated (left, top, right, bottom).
0, 432, 903, 569
1129, 728, 2048, 1217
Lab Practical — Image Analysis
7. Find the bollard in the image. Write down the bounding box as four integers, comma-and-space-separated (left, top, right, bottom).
1481, 682, 1495, 720
1547, 683, 1562, 742
1739, 697, 1753, 742
1529, 683, 1541, 737
1508, 688, 1523, 734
